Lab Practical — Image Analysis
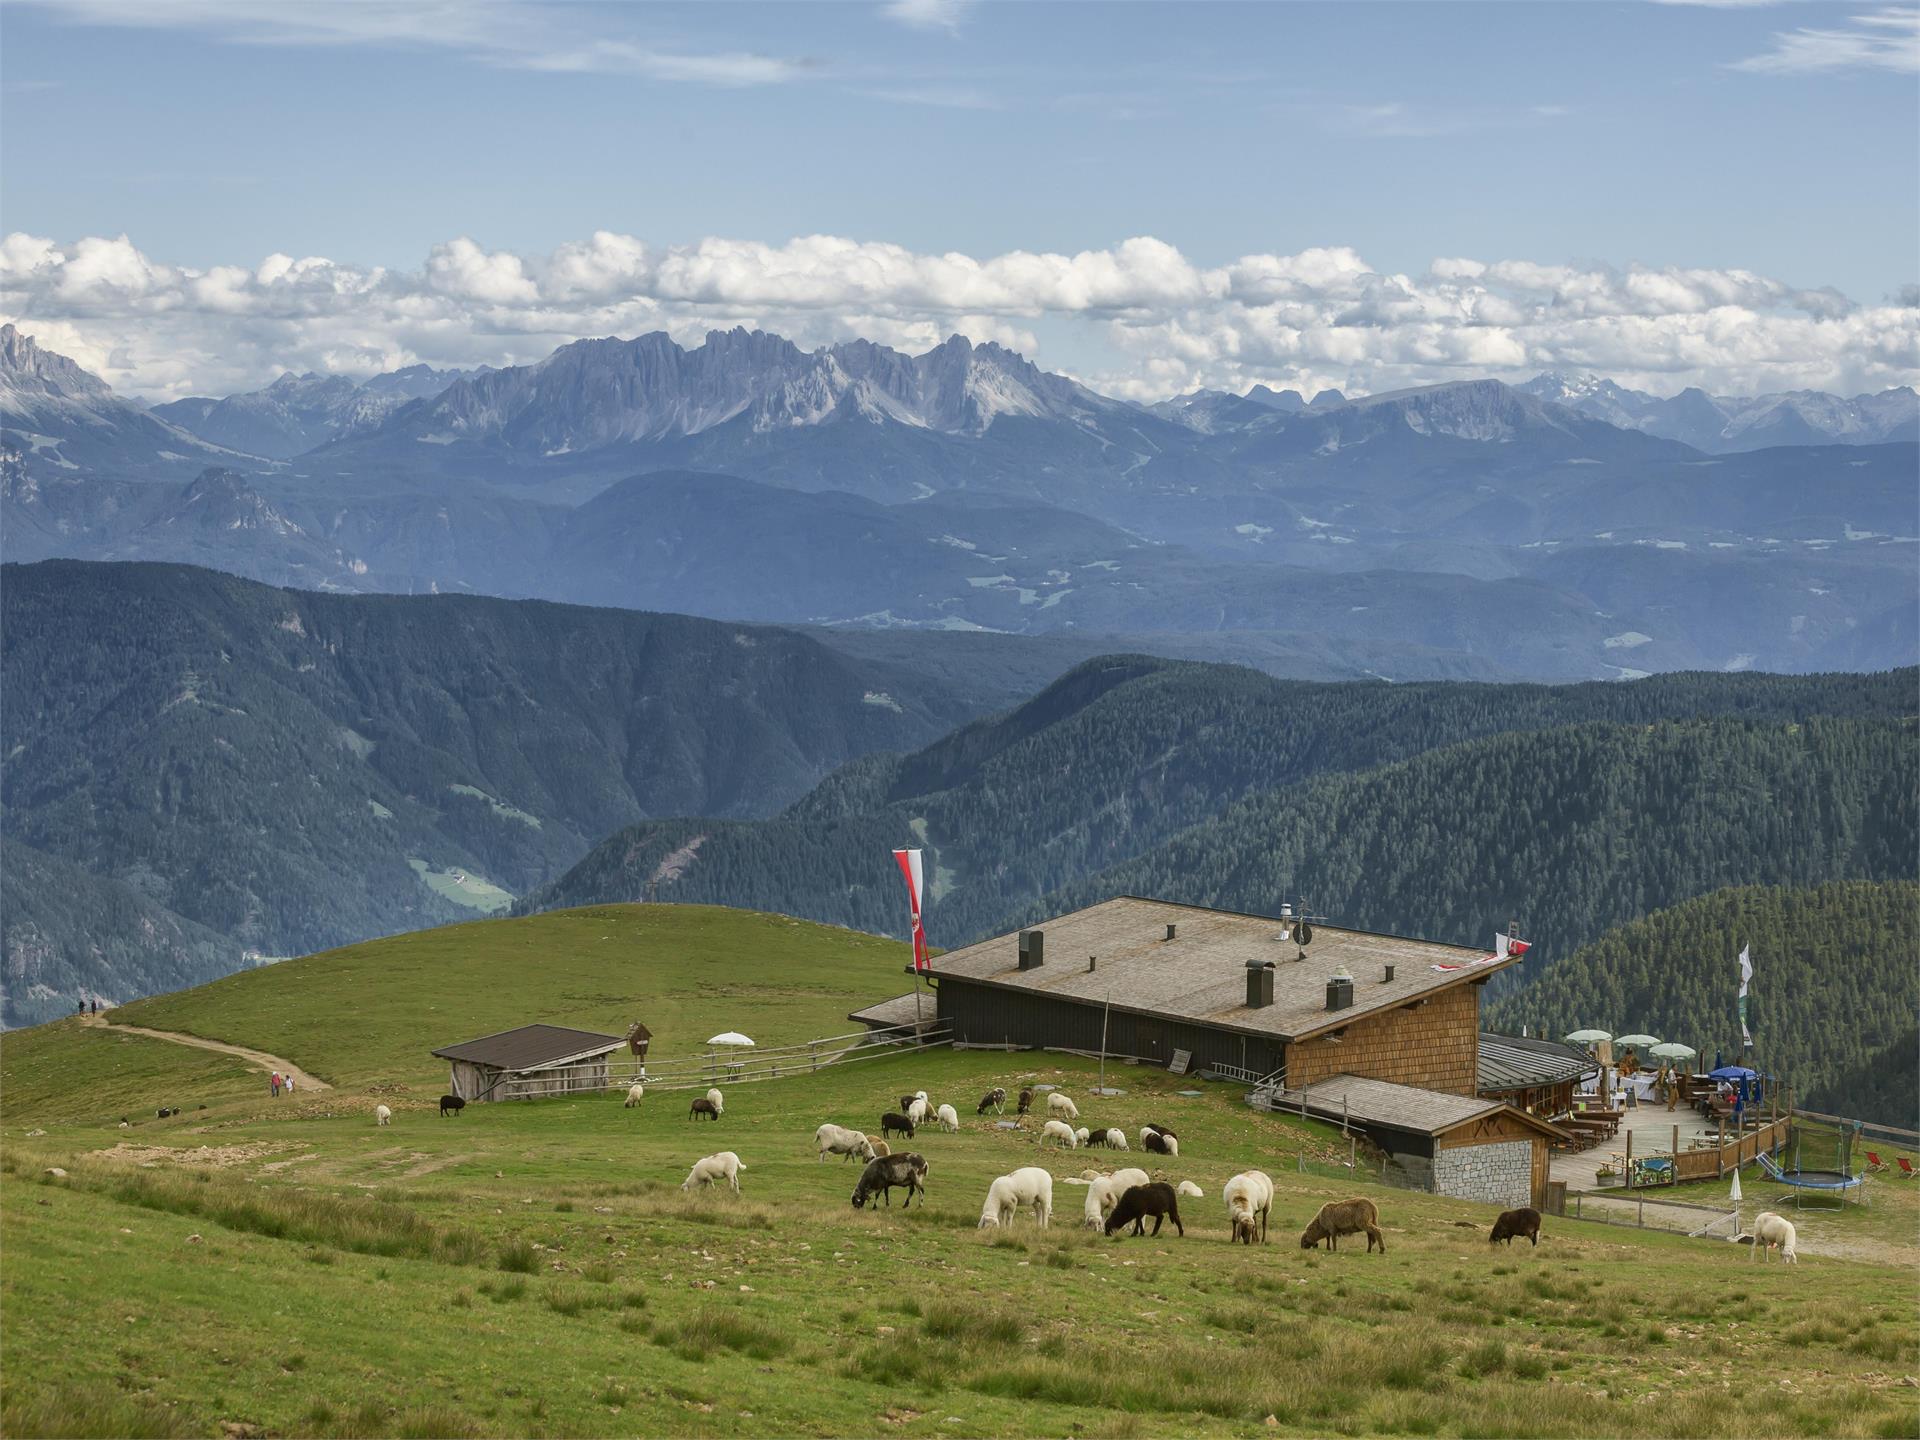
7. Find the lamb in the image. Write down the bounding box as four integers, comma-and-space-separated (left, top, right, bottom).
1102, 1128, 1128, 1151
374, 1104, 392, 1127
980, 1166, 1054, 1228
1489, 1207, 1541, 1247
1750, 1210, 1798, 1264
1046, 1092, 1079, 1121
1105, 1181, 1184, 1237
852, 1152, 929, 1209
868, 1140, 891, 1158
1081, 1167, 1150, 1228
1041, 1118, 1080, 1148
906, 1097, 931, 1126
1175, 1180, 1205, 1199
1016, 1087, 1034, 1115
881, 1111, 917, 1141
1299, 1197, 1384, 1253
1074, 1127, 1092, 1146
976, 1086, 1008, 1115
1223, 1170, 1275, 1245
815, 1123, 876, 1163
623, 1084, 645, 1108
1140, 1126, 1179, 1157
705, 1088, 724, 1115
439, 1095, 466, 1117
689, 1097, 721, 1121
935, 1104, 960, 1133
681, 1150, 745, 1194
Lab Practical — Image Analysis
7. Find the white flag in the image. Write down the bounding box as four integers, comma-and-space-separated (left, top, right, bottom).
1737, 944, 1753, 1046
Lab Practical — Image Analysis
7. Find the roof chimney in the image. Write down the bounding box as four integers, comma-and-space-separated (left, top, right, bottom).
1325, 966, 1354, 1012
1018, 928, 1045, 971
1246, 959, 1275, 1009
1164, 923, 1177, 941
1088, 955, 1097, 973
1383, 963, 1396, 984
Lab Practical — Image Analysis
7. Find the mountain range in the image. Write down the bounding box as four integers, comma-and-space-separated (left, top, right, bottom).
150, 364, 486, 460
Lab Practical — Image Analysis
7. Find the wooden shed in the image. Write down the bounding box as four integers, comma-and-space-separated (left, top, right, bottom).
432, 1024, 626, 1103
1294, 1073, 1568, 1209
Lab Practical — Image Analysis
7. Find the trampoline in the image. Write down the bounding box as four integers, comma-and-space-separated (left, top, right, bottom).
1756, 1152, 1868, 1210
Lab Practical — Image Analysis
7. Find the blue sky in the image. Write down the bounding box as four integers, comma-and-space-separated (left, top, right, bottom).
3, 1, 1916, 400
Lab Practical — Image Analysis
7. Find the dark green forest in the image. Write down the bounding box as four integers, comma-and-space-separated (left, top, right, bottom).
1485, 881, 1918, 1128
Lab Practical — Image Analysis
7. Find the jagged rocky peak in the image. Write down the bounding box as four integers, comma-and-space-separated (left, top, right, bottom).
0, 322, 115, 402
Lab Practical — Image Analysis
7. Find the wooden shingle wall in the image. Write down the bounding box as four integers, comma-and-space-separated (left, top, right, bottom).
1286, 982, 1482, 1095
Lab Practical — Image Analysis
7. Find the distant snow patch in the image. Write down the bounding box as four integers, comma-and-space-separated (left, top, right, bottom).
1235, 522, 1272, 538
1603, 631, 1654, 650
862, 690, 903, 713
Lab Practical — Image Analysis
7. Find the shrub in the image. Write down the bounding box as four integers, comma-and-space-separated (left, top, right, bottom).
497, 1239, 538, 1274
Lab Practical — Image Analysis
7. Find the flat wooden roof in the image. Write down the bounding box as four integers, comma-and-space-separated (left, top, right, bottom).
930, 895, 1518, 1043
431, 1023, 625, 1073
1299, 1074, 1569, 1141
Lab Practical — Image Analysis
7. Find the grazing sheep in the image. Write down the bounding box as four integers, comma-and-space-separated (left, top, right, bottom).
1750, 1210, 1798, 1264
976, 1086, 1008, 1115
1102, 1128, 1128, 1151
1175, 1180, 1205, 1199
815, 1123, 876, 1163
1041, 1119, 1080, 1148
1105, 1182, 1184, 1238
899, 1094, 918, 1113
881, 1110, 917, 1141
1300, 1198, 1384, 1253
681, 1150, 745, 1193
1081, 1167, 1151, 1228
853, 1152, 929, 1210
1047, 1092, 1080, 1121
439, 1095, 466, 1117
868, 1140, 891, 1158
1489, 1207, 1541, 1247
1017, 1087, 1035, 1116
935, 1104, 960, 1133
688, 1097, 722, 1121
980, 1166, 1055, 1228
1141, 1127, 1179, 1157
374, 1104, 392, 1127
1074, 1127, 1092, 1146
705, 1088, 724, 1115
1223, 1171, 1275, 1245
623, 1083, 645, 1108
907, 1097, 932, 1126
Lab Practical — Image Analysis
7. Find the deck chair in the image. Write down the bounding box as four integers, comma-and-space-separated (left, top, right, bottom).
1865, 1151, 1889, 1173
1898, 1157, 1918, 1180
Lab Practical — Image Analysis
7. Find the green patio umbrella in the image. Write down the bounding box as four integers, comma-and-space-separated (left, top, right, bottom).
1616, 1033, 1660, 1047
1564, 1028, 1612, 1044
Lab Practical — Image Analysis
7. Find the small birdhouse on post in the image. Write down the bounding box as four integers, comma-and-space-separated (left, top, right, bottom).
625, 1021, 652, 1061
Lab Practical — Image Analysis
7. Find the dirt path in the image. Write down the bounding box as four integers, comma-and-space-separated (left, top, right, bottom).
79, 1013, 333, 1092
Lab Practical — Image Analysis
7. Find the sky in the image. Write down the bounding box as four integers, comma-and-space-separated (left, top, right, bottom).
2, 0, 1917, 402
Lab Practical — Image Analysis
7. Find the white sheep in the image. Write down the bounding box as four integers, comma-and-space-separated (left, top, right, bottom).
906, 1097, 931, 1126
979, 1166, 1054, 1228
623, 1083, 645, 1108
1046, 1092, 1079, 1121
1140, 1126, 1180, 1157
1041, 1119, 1079, 1148
705, 1088, 724, 1115
1074, 1127, 1092, 1146
1223, 1170, 1275, 1245
1103, 1128, 1128, 1151
1750, 1210, 1798, 1264
935, 1104, 960, 1133
1082, 1167, 1150, 1228
681, 1150, 746, 1193
374, 1104, 391, 1127
815, 1123, 876, 1163
1175, 1180, 1205, 1199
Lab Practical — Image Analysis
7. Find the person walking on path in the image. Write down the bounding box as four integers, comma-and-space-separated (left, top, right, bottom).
270, 1071, 281, 1098
284, 1074, 295, 1097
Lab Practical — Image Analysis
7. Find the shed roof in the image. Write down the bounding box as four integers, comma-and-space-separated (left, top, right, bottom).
1297, 1074, 1568, 1141
848, 992, 937, 1031
929, 895, 1515, 1042
1478, 1031, 1597, 1094
431, 1024, 624, 1073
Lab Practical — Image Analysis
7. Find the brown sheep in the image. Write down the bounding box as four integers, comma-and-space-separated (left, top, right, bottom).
1489, 1207, 1541, 1246
1299, 1197, 1384, 1253
1017, 1087, 1035, 1116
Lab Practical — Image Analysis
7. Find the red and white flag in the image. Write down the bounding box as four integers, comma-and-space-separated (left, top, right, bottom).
892, 847, 928, 973
1493, 934, 1532, 961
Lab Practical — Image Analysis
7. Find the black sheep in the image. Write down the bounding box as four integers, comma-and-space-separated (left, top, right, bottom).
881, 1110, 916, 1140
1489, 1207, 1542, 1246
688, 1097, 721, 1121
852, 1152, 929, 1209
976, 1086, 1007, 1115
1104, 1182, 1183, 1238
1016, 1087, 1034, 1116
439, 1095, 466, 1117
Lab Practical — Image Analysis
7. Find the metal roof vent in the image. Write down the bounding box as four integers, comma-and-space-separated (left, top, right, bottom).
1246, 959, 1275, 1009
1325, 966, 1354, 1012
1164, 923, 1177, 941
1018, 928, 1045, 970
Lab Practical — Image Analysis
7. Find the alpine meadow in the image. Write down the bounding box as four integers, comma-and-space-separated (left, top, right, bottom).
2, 4, 1917, 1440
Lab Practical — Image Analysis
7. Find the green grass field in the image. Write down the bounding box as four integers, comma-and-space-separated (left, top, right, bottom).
4, 905, 1916, 1439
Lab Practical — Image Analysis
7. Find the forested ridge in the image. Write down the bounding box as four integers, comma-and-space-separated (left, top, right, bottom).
1485, 881, 1918, 1128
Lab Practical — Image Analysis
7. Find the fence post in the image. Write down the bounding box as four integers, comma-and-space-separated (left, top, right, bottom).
1625, 1130, 1634, 1189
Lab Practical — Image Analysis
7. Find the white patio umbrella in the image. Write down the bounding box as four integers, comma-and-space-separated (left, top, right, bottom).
1730, 1169, 1743, 1205
1649, 1042, 1697, 1061
1616, 1033, 1660, 1047
1565, 1029, 1612, 1044
706, 1031, 755, 1047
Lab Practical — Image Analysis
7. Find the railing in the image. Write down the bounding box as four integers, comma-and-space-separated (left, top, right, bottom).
1562, 1189, 1742, 1239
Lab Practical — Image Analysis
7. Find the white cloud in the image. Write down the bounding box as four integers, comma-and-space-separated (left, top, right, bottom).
880, 0, 972, 33
21, 0, 812, 85
3, 229, 1915, 403
1730, 6, 1920, 73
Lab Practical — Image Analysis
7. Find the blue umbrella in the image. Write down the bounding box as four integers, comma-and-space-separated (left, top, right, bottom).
1708, 1065, 1757, 1080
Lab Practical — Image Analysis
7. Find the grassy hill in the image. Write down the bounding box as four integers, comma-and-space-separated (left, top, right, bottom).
0, 560, 1080, 1020
523, 660, 1918, 948
1486, 881, 1920, 1128
2, 902, 1915, 1440
108, 904, 912, 1088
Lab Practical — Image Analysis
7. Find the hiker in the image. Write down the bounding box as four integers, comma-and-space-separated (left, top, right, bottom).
270, 1072, 281, 1098
284, 1074, 296, 1096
